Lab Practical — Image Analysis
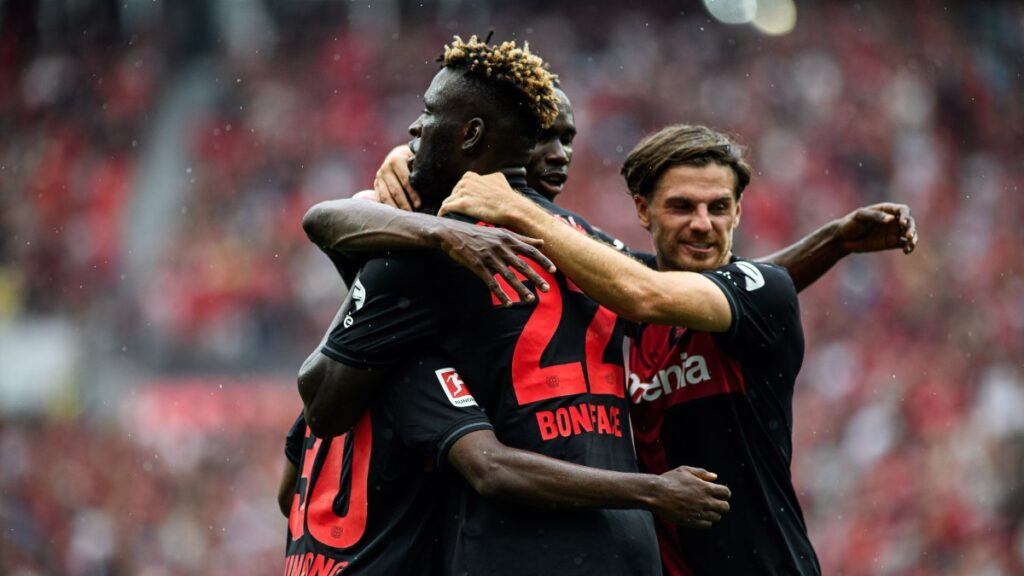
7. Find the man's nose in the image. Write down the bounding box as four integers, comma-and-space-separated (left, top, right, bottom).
547, 141, 568, 166
689, 206, 712, 232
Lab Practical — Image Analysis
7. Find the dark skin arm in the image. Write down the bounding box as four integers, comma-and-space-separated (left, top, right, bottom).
760, 203, 918, 292
296, 293, 380, 438
277, 460, 299, 517
448, 429, 731, 528
302, 199, 555, 307
298, 358, 378, 438
297, 196, 559, 434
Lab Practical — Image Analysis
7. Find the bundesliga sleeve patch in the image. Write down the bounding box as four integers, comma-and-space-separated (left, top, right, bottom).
435, 368, 478, 407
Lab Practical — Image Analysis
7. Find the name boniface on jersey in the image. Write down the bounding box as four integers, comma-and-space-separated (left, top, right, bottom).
535, 401, 623, 441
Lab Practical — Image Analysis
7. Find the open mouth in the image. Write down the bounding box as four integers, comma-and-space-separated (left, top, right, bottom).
540, 172, 567, 187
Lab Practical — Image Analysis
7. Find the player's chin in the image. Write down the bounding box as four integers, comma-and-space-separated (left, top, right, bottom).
535, 181, 563, 200
673, 248, 719, 272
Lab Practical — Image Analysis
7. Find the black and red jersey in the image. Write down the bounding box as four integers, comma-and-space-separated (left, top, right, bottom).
325, 178, 660, 576
283, 349, 491, 576
627, 258, 819, 576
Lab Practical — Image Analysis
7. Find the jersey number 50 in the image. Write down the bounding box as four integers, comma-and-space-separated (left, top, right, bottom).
288, 414, 371, 549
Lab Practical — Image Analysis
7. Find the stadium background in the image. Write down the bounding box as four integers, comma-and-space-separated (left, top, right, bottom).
1, 0, 1022, 574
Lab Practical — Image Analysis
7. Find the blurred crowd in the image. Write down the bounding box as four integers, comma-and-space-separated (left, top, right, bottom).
0, 382, 296, 576
1, 0, 1023, 574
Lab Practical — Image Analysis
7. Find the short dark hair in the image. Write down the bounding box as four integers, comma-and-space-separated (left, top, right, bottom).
621, 125, 752, 200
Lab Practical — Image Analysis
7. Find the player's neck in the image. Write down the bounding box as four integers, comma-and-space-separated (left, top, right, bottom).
464, 163, 528, 186
497, 166, 528, 187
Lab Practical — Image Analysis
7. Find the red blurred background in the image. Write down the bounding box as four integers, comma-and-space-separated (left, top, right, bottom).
1, 1, 1022, 574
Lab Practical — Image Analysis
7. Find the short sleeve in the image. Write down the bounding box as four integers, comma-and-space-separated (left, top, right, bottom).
284, 413, 307, 466
386, 351, 493, 464
702, 260, 804, 361
321, 252, 449, 369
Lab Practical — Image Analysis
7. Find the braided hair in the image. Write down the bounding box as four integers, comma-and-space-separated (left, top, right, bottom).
441, 35, 559, 130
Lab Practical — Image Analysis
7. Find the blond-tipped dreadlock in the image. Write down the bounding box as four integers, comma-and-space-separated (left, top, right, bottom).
441, 35, 559, 130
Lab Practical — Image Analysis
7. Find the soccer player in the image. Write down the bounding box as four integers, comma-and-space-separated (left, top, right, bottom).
291, 37, 732, 576
440, 124, 917, 574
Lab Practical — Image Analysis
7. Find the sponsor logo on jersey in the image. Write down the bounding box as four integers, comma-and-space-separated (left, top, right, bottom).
342, 279, 367, 328
627, 329, 747, 408
351, 278, 366, 309
734, 261, 765, 291
436, 368, 478, 408
628, 353, 711, 403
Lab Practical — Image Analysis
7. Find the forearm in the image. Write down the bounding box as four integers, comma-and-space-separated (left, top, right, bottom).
278, 461, 299, 517
302, 199, 446, 257
759, 219, 846, 293
451, 434, 660, 510
510, 209, 727, 330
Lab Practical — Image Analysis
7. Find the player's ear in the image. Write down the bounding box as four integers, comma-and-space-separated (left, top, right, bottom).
633, 194, 651, 231
734, 196, 742, 227
462, 118, 485, 152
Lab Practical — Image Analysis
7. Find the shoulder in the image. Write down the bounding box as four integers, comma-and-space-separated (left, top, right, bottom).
704, 259, 796, 300
704, 257, 801, 346
358, 249, 455, 282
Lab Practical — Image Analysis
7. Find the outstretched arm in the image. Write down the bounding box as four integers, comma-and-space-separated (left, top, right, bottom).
440, 172, 731, 331
302, 200, 553, 306
760, 203, 918, 292
448, 429, 730, 528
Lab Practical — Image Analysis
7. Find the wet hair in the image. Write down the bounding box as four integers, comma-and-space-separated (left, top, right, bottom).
441, 35, 559, 131
621, 124, 752, 200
